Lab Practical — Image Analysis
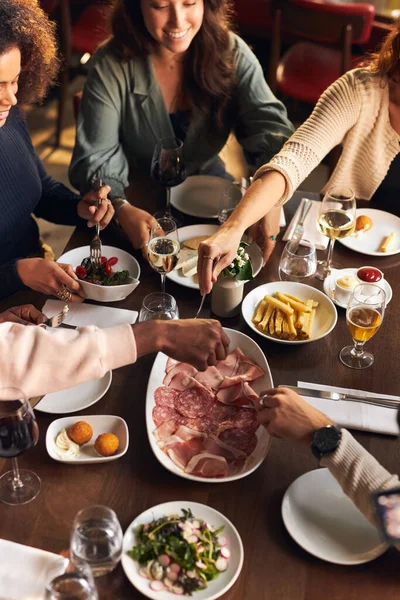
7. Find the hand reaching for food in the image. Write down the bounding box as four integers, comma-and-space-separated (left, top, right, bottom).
16, 258, 84, 301
0, 304, 46, 326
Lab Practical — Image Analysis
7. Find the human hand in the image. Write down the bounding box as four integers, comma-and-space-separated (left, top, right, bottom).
117, 205, 159, 258
246, 206, 281, 266
257, 387, 334, 444
135, 319, 230, 371
0, 304, 47, 326
77, 185, 114, 229
16, 258, 84, 302
198, 227, 243, 295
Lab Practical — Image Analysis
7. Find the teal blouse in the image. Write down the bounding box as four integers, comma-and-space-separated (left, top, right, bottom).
69, 33, 294, 201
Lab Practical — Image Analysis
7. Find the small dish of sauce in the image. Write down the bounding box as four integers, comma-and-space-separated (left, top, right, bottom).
356, 267, 383, 284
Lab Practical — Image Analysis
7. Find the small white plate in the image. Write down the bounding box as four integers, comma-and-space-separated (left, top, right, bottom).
35, 371, 112, 414
167, 224, 263, 290
46, 415, 129, 464
338, 209, 400, 256
170, 175, 233, 218
242, 281, 337, 344
323, 268, 393, 309
282, 469, 388, 565
121, 501, 244, 600
146, 328, 272, 483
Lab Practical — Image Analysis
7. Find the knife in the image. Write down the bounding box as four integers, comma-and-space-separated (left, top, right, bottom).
290, 198, 312, 250
279, 385, 400, 410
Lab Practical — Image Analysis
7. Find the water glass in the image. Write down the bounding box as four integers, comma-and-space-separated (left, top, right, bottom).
70, 505, 123, 577
218, 181, 245, 224
45, 562, 98, 600
139, 292, 179, 321
278, 239, 317, 282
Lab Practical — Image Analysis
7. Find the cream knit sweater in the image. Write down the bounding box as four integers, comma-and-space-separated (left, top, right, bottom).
255, 68, 400, 204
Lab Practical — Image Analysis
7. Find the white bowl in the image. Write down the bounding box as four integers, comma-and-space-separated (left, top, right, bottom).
58, 245, 140, 302
121, 501, 244, 600
242, 281, 337, 344
146, 328, 272, 483
46, 415, 129, 464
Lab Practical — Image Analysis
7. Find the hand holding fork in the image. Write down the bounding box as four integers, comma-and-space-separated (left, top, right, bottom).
89, 177, 103, 268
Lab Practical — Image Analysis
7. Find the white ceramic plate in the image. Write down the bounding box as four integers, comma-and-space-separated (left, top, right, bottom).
338, 209, 400, 256
323, 267, 392, 309
242, 281, 337, 344
282, 469, 388, 565
167, 224, 263, 290
121, 501, 244, 600
58, 245, 140, 302
46, 414, 129, 464
170, 176, 235, 218
146, 328, 272, 483
35, 371, 112, 414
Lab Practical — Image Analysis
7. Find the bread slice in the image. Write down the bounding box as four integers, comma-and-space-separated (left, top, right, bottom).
183, 236, 209, 250
176, 248, 197, 270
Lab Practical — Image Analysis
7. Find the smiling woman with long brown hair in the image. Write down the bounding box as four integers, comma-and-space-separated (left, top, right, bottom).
69, 0, 294, 252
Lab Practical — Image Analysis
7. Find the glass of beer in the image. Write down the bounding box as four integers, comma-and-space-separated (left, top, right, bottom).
316, 186, 356, 280
340, 283, 386, 369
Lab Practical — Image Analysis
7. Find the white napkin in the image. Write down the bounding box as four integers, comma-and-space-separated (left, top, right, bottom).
298, 381, 400, 436
0, 539, 67, 600
283, 198, 328, 250
42, 300, 138, 329
280, 207, 286, 228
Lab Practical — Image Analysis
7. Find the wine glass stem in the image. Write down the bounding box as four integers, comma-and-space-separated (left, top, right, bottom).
11, 457, 24, 490
326, 238, 335, 271
166, 187, 171, 214
161, 273, 166, 294
352, 340, 366, 358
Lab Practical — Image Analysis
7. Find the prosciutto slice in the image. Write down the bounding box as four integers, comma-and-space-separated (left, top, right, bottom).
216, 382, 257, 405
215, 348, 246, 378
163, 363, 198, 387
194, 366, 224, 391
185, 453, 229, 477
218, 360, 264, 388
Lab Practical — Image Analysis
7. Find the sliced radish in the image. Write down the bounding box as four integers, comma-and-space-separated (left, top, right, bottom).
138, 566, 149, 579
171, 585, 184, 595
195, 560, 207, 570
166, 570, 178, 582
178, 522, 185, 529
188, 535, 198, 544
158, 554, 170, 567
219, 535, 229, 547
192, 520, 201, 529
186, 570, 197, 578
150, 581, 165, 591
216, 557, 228, 571
163, 578, 174, 589
169, 563, 181, 574
220, 547, 231, 559
197, 545, 204, 553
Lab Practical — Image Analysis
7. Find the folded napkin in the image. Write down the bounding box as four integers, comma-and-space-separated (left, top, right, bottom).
298, 381, 400, 436
283, 198, 328, 250
42, 300, 138, 329
0, 539, 67, 600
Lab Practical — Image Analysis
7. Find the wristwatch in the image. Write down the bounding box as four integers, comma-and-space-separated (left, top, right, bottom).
112, 198, 130, 225
311, 425, 342, 460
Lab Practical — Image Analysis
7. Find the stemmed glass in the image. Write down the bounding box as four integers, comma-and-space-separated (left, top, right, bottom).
218, 181, 245, 224
316, 186, 356, 280
0, 398, 40, 505
278, 239, 317, 282
151, 137, 186, 217
340, 283, 386, 369
148, 217, 180, 294
139, 292, 180, 321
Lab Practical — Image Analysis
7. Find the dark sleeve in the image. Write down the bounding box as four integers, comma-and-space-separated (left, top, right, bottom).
33, 154, 83, 226
0, 260, 26, 299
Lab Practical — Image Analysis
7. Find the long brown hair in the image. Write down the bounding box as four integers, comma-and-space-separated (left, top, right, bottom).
110, 0, 236, 128
366, 17, 400, 81
0, 0, 59, 104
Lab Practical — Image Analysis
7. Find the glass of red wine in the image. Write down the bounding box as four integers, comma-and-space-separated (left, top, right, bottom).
151, 137, 186, 217
0, 399, 40, 505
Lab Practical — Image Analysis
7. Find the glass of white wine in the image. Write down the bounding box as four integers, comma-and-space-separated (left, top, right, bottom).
316, 186, 356, 280
340, 283, 386, 369
148, 217, 180, 294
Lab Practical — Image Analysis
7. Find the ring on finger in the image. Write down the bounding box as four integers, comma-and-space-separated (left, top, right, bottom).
260, 395, 269, 408
269, 235, 276, 243
203, 255, 214, 260
56, 287, 72, 302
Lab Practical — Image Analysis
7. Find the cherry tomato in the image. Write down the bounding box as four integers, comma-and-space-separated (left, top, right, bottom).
100, 256, 108, 264
104, 263, 112, 276
107, 257, 118, 267
76, 265, 87, 278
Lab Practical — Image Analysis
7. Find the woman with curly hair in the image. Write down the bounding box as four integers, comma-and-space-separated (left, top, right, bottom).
69, 0, 293, 251
0, 0, 114, 301
198, 18, 400, 293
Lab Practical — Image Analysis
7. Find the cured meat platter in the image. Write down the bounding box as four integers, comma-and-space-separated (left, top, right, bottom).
145, 328, 273, 483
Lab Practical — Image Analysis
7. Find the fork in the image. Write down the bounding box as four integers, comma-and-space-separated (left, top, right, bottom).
240, 381, 269, 410
194, 293, 206, 318
43, 304, 69, 328
90, 176, 103, 268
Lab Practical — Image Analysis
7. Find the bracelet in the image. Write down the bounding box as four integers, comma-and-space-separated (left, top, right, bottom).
112, 198, 130, 225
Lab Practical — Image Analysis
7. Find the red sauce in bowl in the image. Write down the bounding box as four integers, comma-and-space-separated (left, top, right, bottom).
357, 267, 382, 283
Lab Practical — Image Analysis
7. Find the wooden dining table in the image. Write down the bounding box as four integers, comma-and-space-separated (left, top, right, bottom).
0, 191, 399, 599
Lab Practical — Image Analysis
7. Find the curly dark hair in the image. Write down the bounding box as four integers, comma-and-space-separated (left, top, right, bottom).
367, 16, 400, 82
110, 0, 236, 128
0, 0, 59, 104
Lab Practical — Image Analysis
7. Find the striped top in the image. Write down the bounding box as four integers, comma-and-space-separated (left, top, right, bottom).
254, 69, 400, 205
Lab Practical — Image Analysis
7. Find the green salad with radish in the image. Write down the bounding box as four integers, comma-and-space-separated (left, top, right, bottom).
75, 256, 130, 286
128, 508, 230, 596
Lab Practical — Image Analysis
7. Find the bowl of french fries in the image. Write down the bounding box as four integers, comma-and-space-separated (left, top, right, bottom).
242, 282, 337, 344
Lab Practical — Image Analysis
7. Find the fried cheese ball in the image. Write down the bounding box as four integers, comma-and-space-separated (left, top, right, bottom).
68, 421, 93, 445
355, 215, 373, 232
94, 433, 119, 457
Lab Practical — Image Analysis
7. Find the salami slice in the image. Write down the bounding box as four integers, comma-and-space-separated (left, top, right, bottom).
231, 408, 259, 434
154, 386, 179, 408
218, 427, 257, 455
174, 388, 214, 418
179, 416, 218, 435
152, 405, 179, 427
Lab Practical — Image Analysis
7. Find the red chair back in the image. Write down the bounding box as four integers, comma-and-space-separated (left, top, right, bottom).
271, 0, 375, 45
